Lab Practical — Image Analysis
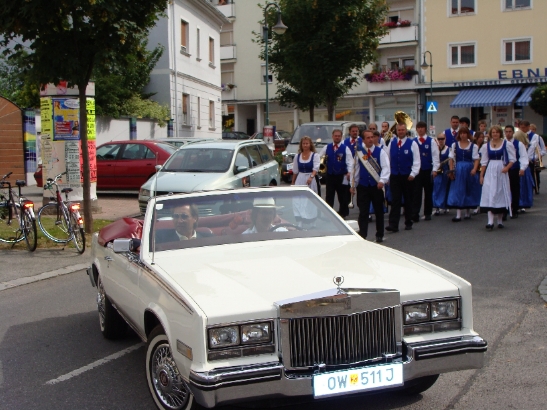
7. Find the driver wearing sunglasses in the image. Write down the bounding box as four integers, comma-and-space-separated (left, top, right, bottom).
157, 203, 213, 242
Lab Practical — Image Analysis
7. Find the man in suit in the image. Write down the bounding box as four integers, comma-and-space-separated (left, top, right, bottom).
444, 115, 459, 148
157, 203, 212, 242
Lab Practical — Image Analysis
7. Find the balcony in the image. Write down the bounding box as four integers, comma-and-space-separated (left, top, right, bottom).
221, 87, 236, 101
379, 25, 418, 47
217, 2, 235, 19
220, 45, 236, 61
367, 77, 418, 93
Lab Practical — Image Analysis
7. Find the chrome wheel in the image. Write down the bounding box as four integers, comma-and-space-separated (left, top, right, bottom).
151, 343, 190, 409
97, 276, 106, 332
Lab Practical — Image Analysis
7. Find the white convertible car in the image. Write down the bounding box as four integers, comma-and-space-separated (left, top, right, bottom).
87, 187, 487, 410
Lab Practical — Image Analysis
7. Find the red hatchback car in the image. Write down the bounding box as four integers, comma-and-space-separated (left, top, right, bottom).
95, 140, 176, 190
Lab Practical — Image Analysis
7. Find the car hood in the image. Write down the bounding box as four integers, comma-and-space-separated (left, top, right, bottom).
151, 237, 461, 325
142, 171, 226, 193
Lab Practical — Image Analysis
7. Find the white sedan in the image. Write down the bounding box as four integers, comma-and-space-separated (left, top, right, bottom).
87, 187, 487, 410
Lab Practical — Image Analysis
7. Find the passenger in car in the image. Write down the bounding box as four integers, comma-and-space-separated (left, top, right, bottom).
242, 198, 288, 234
156, 204, 214, 242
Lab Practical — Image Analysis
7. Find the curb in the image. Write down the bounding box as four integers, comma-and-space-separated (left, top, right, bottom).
540, 276, 547, 303
0, 263, 89, 292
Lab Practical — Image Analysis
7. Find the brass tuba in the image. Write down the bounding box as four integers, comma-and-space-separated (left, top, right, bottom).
390, 111, 414, 137
319, 154, 327, 180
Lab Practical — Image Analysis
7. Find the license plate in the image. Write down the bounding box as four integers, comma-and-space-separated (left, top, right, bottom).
313, 363, 403, 398
286, 164, 293, 171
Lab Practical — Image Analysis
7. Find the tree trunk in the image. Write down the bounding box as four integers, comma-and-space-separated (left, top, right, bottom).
79, 86, 93, 233
326, 97, 335, 121
309, 104, 314, 122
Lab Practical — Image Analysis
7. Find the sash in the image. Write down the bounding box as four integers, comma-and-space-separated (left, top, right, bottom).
357, 145, 381, 183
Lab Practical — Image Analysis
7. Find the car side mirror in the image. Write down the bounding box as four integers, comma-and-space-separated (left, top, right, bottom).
113, 238, 141, 253
234, 165, 248, 174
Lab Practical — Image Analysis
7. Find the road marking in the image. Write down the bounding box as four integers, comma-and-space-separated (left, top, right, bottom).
45, 343, 144, 385
0, 263, 89, 292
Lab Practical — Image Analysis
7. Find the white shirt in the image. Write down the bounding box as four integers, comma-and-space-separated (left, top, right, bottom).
318, 144, 354, 176
449, 142, 480, 161
292, 152, 321, 174
506, 138, 529, 171
387, 137, 421, 177
352, 144, 391, 185
528, 132, 546, 158
416, 134, 440, 172
479, 141, 516, 166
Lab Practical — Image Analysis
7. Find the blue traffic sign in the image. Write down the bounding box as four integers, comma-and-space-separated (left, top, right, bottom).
427, 101, 438, 113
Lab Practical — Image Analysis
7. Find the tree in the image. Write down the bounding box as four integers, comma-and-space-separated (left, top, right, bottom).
0, 52, 40, 108
264, 0, 388, 120
0, 0, 167, 233
529, 85, 547, 118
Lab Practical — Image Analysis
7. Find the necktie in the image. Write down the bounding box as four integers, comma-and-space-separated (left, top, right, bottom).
333, 144, 338, 151
397, 139, 402, 148
419, 137, 425, 144
452, 130, 456, 137
351, 138, 356, 145
367, 149, 372, 156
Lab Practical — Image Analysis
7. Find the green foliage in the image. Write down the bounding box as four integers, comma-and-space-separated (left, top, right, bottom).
0, 52, 40, 108
121, 95, 170, 127
529, 85, 547, 117
262, 0, 388, 120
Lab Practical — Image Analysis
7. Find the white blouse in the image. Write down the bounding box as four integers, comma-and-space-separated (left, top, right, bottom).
449, 142, 480, 161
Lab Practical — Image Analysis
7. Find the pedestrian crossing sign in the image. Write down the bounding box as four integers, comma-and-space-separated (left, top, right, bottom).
427, 101, 438, 113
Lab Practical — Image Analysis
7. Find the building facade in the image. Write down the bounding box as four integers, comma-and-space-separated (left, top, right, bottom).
422, 0, 546, 133
146, 0, 228, 138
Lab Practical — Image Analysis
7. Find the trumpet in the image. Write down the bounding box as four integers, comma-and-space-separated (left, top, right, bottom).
436, 157, 451, 174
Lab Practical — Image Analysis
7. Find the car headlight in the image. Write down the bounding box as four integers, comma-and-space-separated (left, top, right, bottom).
140, 188, 150, 198
431, 300, 458, 321
404, 303, 430, 324
241, 322, 271, 344
208, 326, 239, 349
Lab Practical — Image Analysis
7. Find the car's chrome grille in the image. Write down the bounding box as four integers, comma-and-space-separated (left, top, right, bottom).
288, 307, 398, 368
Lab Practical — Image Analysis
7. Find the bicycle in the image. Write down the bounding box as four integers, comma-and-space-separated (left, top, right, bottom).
36, 171, 85, 254
0, 172, 38, 252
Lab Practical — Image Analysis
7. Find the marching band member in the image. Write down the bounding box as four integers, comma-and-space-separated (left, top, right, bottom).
318, 129, 353, 218
504, 125, 529, 219
433, 133, 450, 215
447, 127, 481, 221
386, 122, 420, 232
291, 136, 320, 228
479, 125, 516, 230
443, 115, 459, 148
380, 121, 392, 146
412, 121, 440, 222
459, 117, 474, 137
350, 129, 390, 242
519, 120, 545, 193
343, 124, 361, 157
514, 131, 535, 210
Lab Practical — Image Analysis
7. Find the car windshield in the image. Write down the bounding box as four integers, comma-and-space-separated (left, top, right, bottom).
290, 125, 338, 146
148, 189, 352, 252
154, 143, 177, 154
161, 148, 234, 172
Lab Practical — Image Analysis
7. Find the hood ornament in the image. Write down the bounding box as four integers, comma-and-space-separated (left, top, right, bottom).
333, 276, 345, 293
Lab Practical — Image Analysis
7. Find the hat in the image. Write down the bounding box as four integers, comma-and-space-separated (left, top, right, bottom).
252, 197, 282, 209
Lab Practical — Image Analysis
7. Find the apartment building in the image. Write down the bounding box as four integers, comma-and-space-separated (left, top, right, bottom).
422, 0, 546, 132
146, 0, 228, 138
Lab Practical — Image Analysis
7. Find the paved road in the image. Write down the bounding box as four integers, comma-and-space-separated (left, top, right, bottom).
0, 190, 546, 409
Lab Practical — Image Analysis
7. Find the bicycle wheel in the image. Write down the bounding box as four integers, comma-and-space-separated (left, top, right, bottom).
70, 212, 85, 254
0, 202, 24, 244
37, 203, 72, 243
22, 208, 37, 252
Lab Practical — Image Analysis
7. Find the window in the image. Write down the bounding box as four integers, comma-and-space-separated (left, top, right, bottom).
388, 58, 415, 70
235, 149, 251, 169
96, 144, 121, 160
197, 97, 201, 128
209, 37, 214, 65
256, 144, 275, 163
181, 20, 189, 53
451, 0, 475, 15
182, 93, 190, 124
209, 101, 215, 128
121, 144, 149, 160
504, 39, 531, 63
261, 64, 273, 84
505, 0, 531, 10
246, 146, 263, 167
196, 28, 201, 60
450, 43, 475, 67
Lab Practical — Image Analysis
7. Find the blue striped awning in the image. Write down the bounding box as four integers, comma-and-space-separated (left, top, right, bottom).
515, 86, 536, 106
450, 87, 521, 108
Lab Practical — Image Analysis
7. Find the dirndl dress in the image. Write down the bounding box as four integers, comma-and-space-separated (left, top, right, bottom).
519, 166, 535, 208
480, 141, 515, 215
447, 142, 481, 209
432, 146, 450, 209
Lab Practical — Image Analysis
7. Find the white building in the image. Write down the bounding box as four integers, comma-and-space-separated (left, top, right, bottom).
215, 0, 422, 134
146, 0, 229, 138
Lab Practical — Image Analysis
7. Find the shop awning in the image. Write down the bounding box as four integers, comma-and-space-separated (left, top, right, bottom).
450, 86, 521, 108
515, 86, 536, 106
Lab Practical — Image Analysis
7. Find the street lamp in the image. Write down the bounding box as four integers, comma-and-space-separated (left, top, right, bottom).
263, 3, 287, 126
421, 51, 433, 133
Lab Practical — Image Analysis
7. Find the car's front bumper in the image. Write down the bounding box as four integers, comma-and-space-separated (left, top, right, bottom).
188, 335, 487, 408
